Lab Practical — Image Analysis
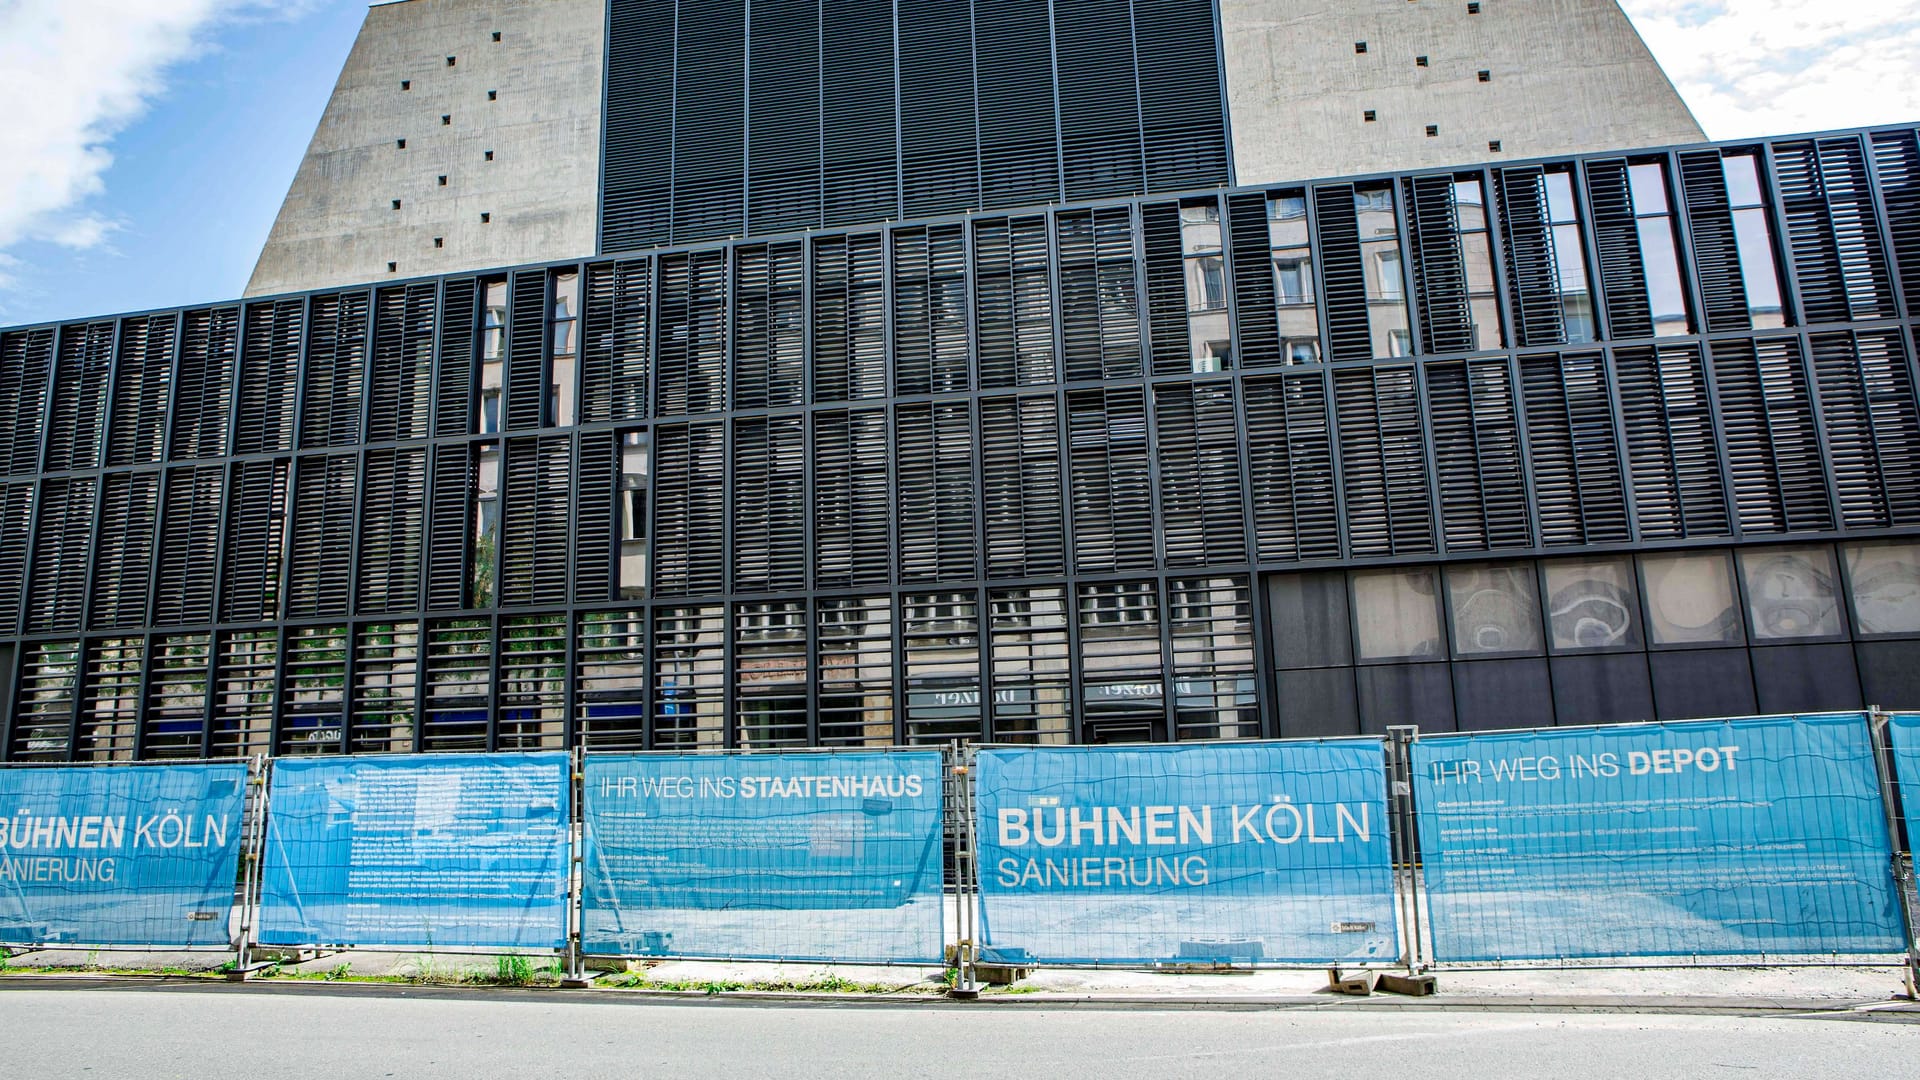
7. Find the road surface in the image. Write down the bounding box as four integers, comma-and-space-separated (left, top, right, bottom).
3, 984, 1915, 1079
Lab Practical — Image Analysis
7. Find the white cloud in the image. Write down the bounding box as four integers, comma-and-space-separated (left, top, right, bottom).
0, 0, 326, 268
1622, 1, 1920, 139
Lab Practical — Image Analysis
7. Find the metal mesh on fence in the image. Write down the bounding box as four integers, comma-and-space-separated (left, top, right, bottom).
579, 750, 946, 963
1410, 714, 1907, 964
973, 741, 1399, 967
1892, 715, 1920, 855
256, 752, 570, 950
0, 762, 249, 948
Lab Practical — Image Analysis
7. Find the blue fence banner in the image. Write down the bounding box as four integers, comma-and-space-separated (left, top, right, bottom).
974, 741, 1398, 966
1892, 714, 1920, 858
259, 753, 570, 950
1411, 714, 1906, 962
581, 751, 945, 963
0, 763, 248, 948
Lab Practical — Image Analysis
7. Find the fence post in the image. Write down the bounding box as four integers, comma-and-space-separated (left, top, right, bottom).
948, 742, 981, 998
1386, 726, 1425, 974
230, 754, 270, 979
1867, 707, 1920, 999
563, 744, 591, 987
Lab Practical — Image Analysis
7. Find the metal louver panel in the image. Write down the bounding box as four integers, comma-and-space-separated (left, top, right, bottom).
236, 299, 303, 455
899, 2, 980, 218
812, 408, 891, 588
1334, 365, 1436, 557
1314, 185, 1372, 363
1585, 160, 1655, 340
500, 435, 573, 607
601, 0, 675, 250
574, 432, 620, 604
90, 471, 159, 629
143, 634, 212, 759
672, 0, 746, 243
893, 226, 972, 395
1142, 202, 1191, 376
1242, 371, 1340, 562
1496, 167, 1567, 348
421, 618, 491, 751
1679, 151, 1753, 333
350, 623, 418, 754
896, 400, 979, 585
1426, 359, 1532, 552
357, 446, 428, 614
1067, 386, 1156, 573
821, 0, 899, 228
106, 314, 177, 466
730, 415, 808, 593
153, 465, 222, 627
1228, 193, 1283, 368
975, 0, 1061, 208
1774, 137, 1895, 323
299, 291, 369, 448
1613, 344, 1732, 539
811, 234, 888, 402
209, 629, 275, 759
973, 216, 1056, 388
424, 443, 474, 611
0, 328, 55, 475
1519, 352, 1629, 545
46, 322, 114, 472
651, 422, 727, 597
505, 271, 549, 430
732, 243, 805, 410
656, 251, 728, 416
651, 606, 725, 749
1708, 336, 1834, 534
1135, 0, 1230, 192
1155, 380, 1249, 567
1056, 208, 1142, 381
76, 637, 142, 761
1406, 174, 1475, 355
220, 459, 289, 623
583, 260, 652, 423
0, 482, 32, 632
576, 609, 647, 749
277, 625, 347, 756
1055, 0, 1143, 200
10, 640, 80, 761
1871, 129, 1920, 314
26, 477, 96, 632
1810, 329, 1920, 527
286, 453, 357, 618
434, 279, 479, 437
747, 0, 823, 235
169, 309, 238, 460
980, 394, 1065, 579
368, 283, 436, 442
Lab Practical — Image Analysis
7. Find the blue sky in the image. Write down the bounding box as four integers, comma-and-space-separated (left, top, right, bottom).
1, 0, 1918, 329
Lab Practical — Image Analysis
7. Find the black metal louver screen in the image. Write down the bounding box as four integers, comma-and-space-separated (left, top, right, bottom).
1056, 208, 1142, 382
733, 244, 805, 409
1496, 168, 1567, 348
1154, 380, 1248, 566
1334, 365, 1436, 557
434, 279, 478, 437
892, 226, 971, 395
730, 415, 808, 593
46, 322, 113, 472
583, 260, 652, 423
980, 394, 1065, 579
812, 408, 891, 588
368, 283, 436, 442
896, 400, 979, 584
299, 291, 369, 449
899, 2, 979, 218
975, 0, 1060, 209
424, 443, 474, 610
1066, 386, 1156, 572
655, 252, 728, 416
170, 309, 238, 460
573, 431, 620, 603
506, 272, 549, 431
1586, 160, 1655, 340
1774, 137, 1896, 324
153, 465, 223, 626
26, 476, 95, 632
1519, 351, 1629, 546
286, 453, 358, 618
674, 0, 747, 242
220, 458, 290, 623
358, 446, 427, 614
973, 216, 1056, 387
650, 422, 726, 597
106, 314, 175, 467
500, 435, 573, 607
1871, 129, 1920, 315
1242, 371, 1340, 562
1315, 186, 1372, 362
90, 471, 158, 630
1406, 175, 1475, 355
748, 0, 822, 235
1425, 358, 1531, 552
236, 299, 303, 455
1613, 344, 1732, 539
1678, 151, 1753, 333
0, 482, 32, 632
1810, 328, 1920, 528
1227, 193, 1283, 367
1142, 202, 1191, 376
1708, 336, 1834, 533
0, 328, 55, 476
811, 234, 888, 401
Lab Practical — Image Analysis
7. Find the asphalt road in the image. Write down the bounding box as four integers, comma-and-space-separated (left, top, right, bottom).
4, 985, 1916, 1079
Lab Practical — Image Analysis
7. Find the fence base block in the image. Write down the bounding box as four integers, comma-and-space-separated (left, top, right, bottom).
1327, 969, 1376, 996
974, 963, 1030, 986
224, 962, 279, 983
560, 974, 597, 989
1376, 972, 1438, 997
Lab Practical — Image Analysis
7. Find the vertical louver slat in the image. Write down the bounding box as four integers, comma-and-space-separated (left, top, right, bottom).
1242, 371, 1340, 562
1315, 185, 1372, 362
1585, 160, 1655, 340
153, 465, 223, 627
0, 482, 33, 632
821, 0, 899, 228
46, 322, 114, 472
105, 314, 176, 466
1134, 0, 1230, 192
1775, 137, 1896, 323
434, 279, 479, 437
356, 446, 427, 614
1427, 360, 1531, 552
732, 243, 805, 410
1228, 192, 1283, 368
220, 459, 290, 623
367, 283, 436, 442
574, 431, 620, 604
1, 328, 55, 475
1496, 168, 1567, 348
89, 471, 158, 629
974, 0, 1061, 207
656, 251, 728, 416
672, 0, 746, 242
896, 400, 979, 585
1067, 386, 1156, 572
286, 453, 357, 618
499, 435, 573, 607
1406, 175, 1475, 354
582, 260, 652, 423
1141, 202, 1191, 376
730, 415, 808, 593
1708, 337, 1834, 534
26, 477, 95, 632
899, 1, 981, 217
1811, 329, 1920, 527
299, 291, 370, 449
1056, 208, 1143, 382
505, 271, 549, 430
812, 408, 892, 588
1614, 344, 1731, 539
236, 299, 303, 455
1871, 129, 1920, 314
650, 422, 727, 597
1679, 151, 1753, 332
1154, 380, 1249, 567
892, 226, 972, 395
1334, 365, 1436, 557
1055, 0, 1144, 200
425, 443, 474, 611
973, 216, 1057, 388
747, 0, 822, 234
980, 394, 1065, 579
1520, 352, 1629, 545
169, 309, 238, 460
601, 0, 676, 250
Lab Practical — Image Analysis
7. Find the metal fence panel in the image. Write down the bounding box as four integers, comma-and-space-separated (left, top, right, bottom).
0, 762, 248, 948
1411, 714, 1907, 963
974, 740, 1398, 966
1892, 715, 1920, 853
580, 750, 946, 963
257, 752, 571, 950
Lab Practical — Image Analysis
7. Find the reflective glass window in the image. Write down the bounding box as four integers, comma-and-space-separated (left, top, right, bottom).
1446, 563, 1543, 657
1454, 179, 1504, 351
1740, 545, 1844, 640
1542, 557, 1641, 651
1629, 162, 1691, 337
1352, 567, 1444, 661
1844, 541, 1920, 635
1356, 184, 1411, 358
1642, 551, 1741, 645
1722, 154, 1785, 330
1545, 169, 1596, 343
1268, 191, 1321, 364
1182, 200, 1230, 372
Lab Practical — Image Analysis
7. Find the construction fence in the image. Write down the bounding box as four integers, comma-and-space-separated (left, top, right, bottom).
1, 711, 1918, 982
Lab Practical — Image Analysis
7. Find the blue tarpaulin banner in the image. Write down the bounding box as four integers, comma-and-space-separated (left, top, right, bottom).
1411, 714, 1906, 962
974, 741, 1398, 966
259, 753, 570, 950
1891, 714, 1920, 858
0, 763, 248, 947
581, 751, 945, 962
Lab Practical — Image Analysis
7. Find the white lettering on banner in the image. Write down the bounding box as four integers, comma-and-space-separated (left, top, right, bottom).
0, 856, 117, 883
997, 803, 1368, 848
1428, 746, 1740, 785
995, 856, 1211, 888
598, 773, 927, 801
0, 814, 129, 851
